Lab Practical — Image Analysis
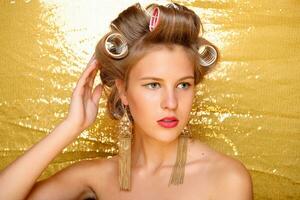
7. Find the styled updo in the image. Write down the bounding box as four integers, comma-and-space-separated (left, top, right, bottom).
95, 2, 220, 121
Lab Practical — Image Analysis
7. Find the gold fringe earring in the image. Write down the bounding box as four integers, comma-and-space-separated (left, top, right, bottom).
168, 123, 191, 186
118, 104, 133, 191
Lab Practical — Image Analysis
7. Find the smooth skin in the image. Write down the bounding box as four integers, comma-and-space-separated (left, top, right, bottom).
0, 45, 253, 200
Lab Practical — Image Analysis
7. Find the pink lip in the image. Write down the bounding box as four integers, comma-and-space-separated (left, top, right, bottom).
157, 117, 179, 128
158, 117, 178, 121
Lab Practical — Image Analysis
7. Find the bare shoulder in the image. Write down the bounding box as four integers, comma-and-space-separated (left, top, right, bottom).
69, 155, 119, 185
76, 155, 119, 188
188, 139, 253, 200
216, 154, 253, 200
27, 159, 105, 199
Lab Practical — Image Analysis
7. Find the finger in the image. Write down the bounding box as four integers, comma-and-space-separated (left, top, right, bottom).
77, 60, 98, 89
82, 66, 100, 102
78, 55, 98, 81
83, 59, 98, 80
85, 67, 100, 100
92, 84, 103, 105
73, 61, 98, 97
88, 66, 99, 88
87, 52, 96, 66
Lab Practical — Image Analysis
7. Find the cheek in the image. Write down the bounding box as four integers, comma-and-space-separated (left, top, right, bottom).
126, 88, 160, 119
180, 92, 194, 112
187, 91, 195, 106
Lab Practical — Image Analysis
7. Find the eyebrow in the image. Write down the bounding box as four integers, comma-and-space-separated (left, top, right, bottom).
139, 76, 195, 81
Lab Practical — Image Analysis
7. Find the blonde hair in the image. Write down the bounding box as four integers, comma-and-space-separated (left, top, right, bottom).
94, 2, 219, 121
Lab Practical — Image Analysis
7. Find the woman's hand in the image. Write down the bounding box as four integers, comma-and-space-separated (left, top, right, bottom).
65, 54, 103, 133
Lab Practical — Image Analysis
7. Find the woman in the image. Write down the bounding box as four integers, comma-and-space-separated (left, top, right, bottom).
0, 2, 253, 200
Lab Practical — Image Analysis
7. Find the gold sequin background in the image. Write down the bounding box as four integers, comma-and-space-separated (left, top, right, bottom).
0, 0, 299, 199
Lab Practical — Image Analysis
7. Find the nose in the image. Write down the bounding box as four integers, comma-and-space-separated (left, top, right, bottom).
161, 87, 178, 110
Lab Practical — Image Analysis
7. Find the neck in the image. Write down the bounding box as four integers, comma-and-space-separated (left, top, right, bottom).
131, 124, 179, 173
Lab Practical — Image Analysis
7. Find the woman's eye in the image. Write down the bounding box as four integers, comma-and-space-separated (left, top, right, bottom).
178, 82, 191, 89
143, 82, 191, 90
144, 82, 160, 89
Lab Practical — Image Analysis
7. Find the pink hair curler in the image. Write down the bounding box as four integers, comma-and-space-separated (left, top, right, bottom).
149, 7, 160, 32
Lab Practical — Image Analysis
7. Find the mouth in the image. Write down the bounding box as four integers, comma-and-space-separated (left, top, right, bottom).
157, 117, 179, 128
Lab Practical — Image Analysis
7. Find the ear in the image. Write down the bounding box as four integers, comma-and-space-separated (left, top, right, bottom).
115, 79, 129, 105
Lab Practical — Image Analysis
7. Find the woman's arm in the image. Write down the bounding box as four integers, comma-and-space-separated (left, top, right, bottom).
26, 158, 98, 200
0, 56, 103, 200
0, 120, 81, 200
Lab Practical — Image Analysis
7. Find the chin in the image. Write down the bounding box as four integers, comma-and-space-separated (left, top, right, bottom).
151, 131, 180, 143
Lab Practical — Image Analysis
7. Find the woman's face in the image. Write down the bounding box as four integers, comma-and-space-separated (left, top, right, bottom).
117, 44, 195, 143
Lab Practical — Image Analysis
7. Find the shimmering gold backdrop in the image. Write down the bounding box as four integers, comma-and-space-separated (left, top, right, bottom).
0, 0, 299, 199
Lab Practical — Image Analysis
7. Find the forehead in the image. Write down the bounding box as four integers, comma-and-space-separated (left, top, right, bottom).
130, 45, 194, 79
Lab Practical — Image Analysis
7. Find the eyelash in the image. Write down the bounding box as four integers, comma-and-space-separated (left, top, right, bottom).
143, 82, 192, 90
